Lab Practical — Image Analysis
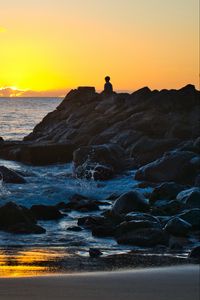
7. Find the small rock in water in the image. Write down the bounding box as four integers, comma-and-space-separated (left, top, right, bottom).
73, 144, 128, 180
0, 166, 26, 184
89, 248, 103, 258
67, 226, 82, 232
30, 205, 63, 220
112, 191, 149, 215
189, 246, 200, 261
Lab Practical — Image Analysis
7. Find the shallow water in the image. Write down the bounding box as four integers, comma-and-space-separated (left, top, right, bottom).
0, 158, 146, 248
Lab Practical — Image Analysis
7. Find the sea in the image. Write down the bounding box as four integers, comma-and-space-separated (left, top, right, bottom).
0, 97, 147, 276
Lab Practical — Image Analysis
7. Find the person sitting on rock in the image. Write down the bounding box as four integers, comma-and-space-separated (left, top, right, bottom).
103, 76, 113, 95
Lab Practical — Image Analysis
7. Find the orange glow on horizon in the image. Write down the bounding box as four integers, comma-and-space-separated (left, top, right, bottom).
0, 0, 199, 96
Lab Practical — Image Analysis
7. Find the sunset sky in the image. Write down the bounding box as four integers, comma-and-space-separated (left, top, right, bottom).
0, 0, 199, 96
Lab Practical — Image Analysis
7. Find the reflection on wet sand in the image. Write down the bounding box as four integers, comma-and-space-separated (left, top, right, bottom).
0, 247, 191, 278
0, 248, 69, 277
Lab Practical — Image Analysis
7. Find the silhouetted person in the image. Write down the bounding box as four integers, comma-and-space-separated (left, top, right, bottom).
104, 76, 113, 95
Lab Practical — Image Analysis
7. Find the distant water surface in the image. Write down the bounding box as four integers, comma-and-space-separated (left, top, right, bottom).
0, 97, 62, 140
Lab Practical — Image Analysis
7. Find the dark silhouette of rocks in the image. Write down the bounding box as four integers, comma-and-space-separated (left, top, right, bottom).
30, 204, 64, 220
0, 202, 45, 234
0, 84, 200, 254
0, 84, 199, 183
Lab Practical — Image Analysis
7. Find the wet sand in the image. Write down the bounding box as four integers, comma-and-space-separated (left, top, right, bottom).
0, 265, 199, 300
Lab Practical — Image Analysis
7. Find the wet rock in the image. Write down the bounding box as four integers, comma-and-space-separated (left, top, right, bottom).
89, 248, 103, 258
5, 222, 46, 234
179, 209, 200, 229
112, 191, 149, 215
77, 214, 118, 237
189, 246, 200, 260
117, 228, 168, 247
0, 166, 26, 184
64, 196, 100, 212
169, 236, 188, 250
124, 212, 160, 224
164, 217, 192, 236
194, 174, 200, 187
67, 226, 82, 232
73, 144, 129, 180
70, 194, 88, 202
56, 202, 69, 210
116, 219, 160, 238
77, 216, 106, 228
0, 202, 45, 234
176, 187, 200, 209
135, 151, 197, 184
92, 225, 116, 237
106, 193, 121, 201
151, 200, 184, 216
19, 142, 75, 165
130, 136, 180, 166
30, 205, 63, 220
150, 182, 187, 203
193, 137, 200, 151
136, 181, 157, 188
75, 163, 114, 180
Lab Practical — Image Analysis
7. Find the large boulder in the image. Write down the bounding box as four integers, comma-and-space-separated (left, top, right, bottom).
189, 246, 200, 261
0, 202, 45, 234
130, 137, 180, 166
150, 182, 187, 203
135, 151, 198, 184
77, 215, 117, 237
0, 166, 26, 184
63, 195, 100, 212
163, 217, 192, 236
179, 209, 200, 229
0, 142, 75, 165
19, 143, 75, 165
115, 219, 160, 238
111, 191, 149, 215
116, 228, 168, 247
152, 200, 184, 216
73, 144, 130, 180
176, 188, 200, 209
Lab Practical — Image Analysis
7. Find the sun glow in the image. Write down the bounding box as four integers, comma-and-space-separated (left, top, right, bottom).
0, 0, 199, 96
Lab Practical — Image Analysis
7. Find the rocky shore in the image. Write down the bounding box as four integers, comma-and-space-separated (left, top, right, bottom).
0, 84, 200, 262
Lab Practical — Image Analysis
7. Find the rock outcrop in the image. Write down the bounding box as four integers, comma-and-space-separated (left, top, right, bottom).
0, 202, 45, 234
0, 84, 199, 182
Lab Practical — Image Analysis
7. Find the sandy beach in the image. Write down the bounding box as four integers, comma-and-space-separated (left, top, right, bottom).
0, 265, 199, 300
